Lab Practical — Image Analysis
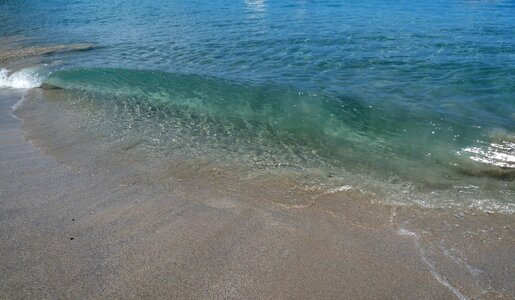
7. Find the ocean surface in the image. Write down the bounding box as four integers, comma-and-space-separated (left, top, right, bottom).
1, 0, 514, 212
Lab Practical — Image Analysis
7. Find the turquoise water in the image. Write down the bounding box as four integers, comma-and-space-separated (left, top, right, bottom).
1, 0, 514, 210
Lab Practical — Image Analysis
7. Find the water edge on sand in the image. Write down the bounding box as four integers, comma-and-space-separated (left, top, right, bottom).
0, 87, 513, 298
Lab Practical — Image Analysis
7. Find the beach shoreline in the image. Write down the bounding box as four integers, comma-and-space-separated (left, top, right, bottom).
1, 87, 513, 298
1, 0, 514, 297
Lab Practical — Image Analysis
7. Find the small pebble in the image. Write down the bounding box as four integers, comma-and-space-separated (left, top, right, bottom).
453, 212, 465, 218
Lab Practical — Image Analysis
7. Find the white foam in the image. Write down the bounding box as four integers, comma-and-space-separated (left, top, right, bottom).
397, 228, 419, 238
11, 94, 27, 113
397, 227, 468, 300
324, 185, 353, 194
0, 68, 42, 89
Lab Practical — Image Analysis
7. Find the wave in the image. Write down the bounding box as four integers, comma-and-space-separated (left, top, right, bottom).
0, 67, 42, 89
23, 67, 514, 212
43, 68, 514, 172
463, 142, 515, 169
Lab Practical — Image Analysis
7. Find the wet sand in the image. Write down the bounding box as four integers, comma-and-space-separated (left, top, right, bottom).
1, 88, 514, 299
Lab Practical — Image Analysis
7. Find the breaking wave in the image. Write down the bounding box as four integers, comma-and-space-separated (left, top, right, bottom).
0, 67, 42, 89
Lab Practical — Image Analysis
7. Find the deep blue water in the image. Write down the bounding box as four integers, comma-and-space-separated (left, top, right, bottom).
1, 0, 514, 211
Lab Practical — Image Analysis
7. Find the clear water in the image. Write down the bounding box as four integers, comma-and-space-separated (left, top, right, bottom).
1, 0, 514, 211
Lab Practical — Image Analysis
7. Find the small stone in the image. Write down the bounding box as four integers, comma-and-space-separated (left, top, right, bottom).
453, 212, 465, 218
70, 238, 74, 240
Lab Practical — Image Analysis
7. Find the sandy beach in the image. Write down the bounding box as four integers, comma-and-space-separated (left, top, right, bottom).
2, 0, 515, 297
0, 87, 513, 299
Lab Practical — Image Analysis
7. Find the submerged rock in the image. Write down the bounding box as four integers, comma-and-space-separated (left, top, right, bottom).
0, 43, 95, 64
39, 83, 63, 90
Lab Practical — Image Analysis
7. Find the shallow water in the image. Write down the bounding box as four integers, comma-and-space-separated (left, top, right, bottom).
1, 0, 514, 212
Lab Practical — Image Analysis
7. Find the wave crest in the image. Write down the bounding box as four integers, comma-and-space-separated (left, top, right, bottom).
0, 67, 42, 89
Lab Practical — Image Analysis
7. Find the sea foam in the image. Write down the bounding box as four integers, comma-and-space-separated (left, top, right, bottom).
0, 68, 42, 89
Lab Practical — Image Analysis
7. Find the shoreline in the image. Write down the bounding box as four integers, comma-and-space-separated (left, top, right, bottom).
1, 87, 514, 298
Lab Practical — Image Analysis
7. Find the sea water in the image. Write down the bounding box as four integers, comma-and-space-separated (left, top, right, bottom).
1, 0, 513, 212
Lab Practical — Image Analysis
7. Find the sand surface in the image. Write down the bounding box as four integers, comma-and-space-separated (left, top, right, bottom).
1, 88, 514, 299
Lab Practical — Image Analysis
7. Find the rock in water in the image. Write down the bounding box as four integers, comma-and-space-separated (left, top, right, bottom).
0, 43, 95, 64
